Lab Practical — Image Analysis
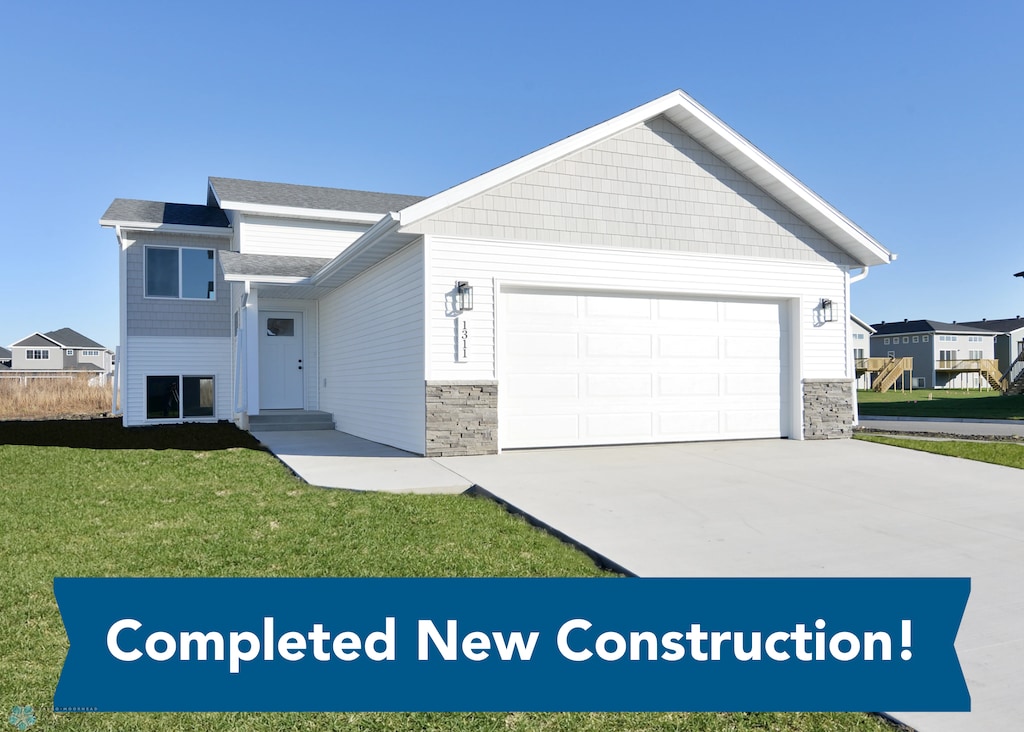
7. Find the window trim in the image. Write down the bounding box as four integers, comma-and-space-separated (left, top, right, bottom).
144, 245, 216, 301
26, 349, 49, 360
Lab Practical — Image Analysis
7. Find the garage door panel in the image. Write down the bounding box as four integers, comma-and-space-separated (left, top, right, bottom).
658, 298, 719, 320
585, 373, 652, 397
507, 373, 579, 399
585, 413, 653, 438
658, 373, 720, 397
724, 409, 783, 435
584, 296, 652, 319
658, 335, 718, 358
584, 333, 651, 358
658, 411, 721, 434
501, 290, 789, 449
724, 336, 780, 359
508, 332, 579, 358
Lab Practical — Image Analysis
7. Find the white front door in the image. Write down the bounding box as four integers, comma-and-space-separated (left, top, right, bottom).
259, 311, 304, 409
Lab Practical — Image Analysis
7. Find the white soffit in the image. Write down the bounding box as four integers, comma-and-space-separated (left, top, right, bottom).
398, 90, 894, 267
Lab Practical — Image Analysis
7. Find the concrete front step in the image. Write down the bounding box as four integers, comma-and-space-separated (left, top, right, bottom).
249, 410, 335, 432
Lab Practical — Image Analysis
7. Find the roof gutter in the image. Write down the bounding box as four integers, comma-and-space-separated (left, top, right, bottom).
311, 213, 402, 285
849, 267, 870, 284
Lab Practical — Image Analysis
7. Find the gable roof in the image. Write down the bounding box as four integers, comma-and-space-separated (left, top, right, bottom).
870, 320, 999, 336
44, 328, 107, 349
960, 317, 1024, 333
0, 346, 11, 359
10, 329, 108, 350
208, 177, 425, 223
100, 199, 230, 230
396, 90, 894, 268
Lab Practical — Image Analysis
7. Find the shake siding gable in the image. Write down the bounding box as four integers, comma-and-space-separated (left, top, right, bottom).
411, 117, 855, 267
318, 240, 426, 453
239, 215, 373, 258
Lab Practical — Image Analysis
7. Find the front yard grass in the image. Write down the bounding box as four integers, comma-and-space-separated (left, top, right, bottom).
857, 389, 1024, 420
0, 423, 897, 731
855, 434, 1024, 469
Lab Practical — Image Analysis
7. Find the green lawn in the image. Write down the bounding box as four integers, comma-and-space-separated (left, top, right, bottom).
858, 389, 1024, 420
0, 425, 896, 731
856, 434, 1024, 469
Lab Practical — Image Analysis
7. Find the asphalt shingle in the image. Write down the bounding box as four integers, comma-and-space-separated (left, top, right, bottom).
208, 177, 425, 214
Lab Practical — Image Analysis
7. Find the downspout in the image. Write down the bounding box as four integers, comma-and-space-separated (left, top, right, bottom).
848, 267, 869, 426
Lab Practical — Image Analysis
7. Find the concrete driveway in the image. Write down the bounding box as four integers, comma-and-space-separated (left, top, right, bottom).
438, 439, 1024, 732
255, 430, 1023, 731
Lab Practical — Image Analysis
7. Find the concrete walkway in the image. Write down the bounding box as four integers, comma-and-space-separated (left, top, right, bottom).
252, 430, 471, 493
254, 430, 1024, 731
858, 415, 1024, 438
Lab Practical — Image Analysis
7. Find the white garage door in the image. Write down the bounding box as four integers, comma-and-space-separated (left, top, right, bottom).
500, 289, 790, 449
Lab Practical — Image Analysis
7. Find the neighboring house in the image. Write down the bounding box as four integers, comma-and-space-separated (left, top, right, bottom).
850, 315, 875, 390
869, 320, 1000, 390
0, 347, 11, 369
100, 89, 894, 455
6, 328, 114, 376
960, 317, 1024, 375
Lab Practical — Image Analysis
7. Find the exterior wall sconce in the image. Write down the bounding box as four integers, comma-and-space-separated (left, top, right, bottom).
457, 281, 474, 312
820, 298, 835, 323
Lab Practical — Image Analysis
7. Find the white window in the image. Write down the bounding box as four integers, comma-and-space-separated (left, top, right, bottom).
853, 333, 865, 340
145, 246, 216, 300
902, 336, 910, 343
27, 349, 49, 359
939, 350, 956, 361
82, 350, 99, 356
969, 350, 983, 360
66, 349, 74, 356
146, 375, 215, 420
923, 335, 929, 342
912, 336, 919, 343
968, 336, 984, 343
883, 337, 890, 345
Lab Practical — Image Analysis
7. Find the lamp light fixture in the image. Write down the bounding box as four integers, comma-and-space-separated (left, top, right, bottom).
456, 281, 474, 312
820, 298, 834, 323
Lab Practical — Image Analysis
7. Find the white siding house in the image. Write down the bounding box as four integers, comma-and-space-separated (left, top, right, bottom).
101, 90, 894, 454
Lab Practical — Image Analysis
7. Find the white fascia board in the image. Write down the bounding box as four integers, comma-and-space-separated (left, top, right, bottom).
215, 200, 384, 225
397, 89, 895, 268
221, 273, 313, 286
99, 220, 233, 238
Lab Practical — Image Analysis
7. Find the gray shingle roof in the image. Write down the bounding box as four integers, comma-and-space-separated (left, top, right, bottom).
11, 329, 108, 349
208, 177, 425, 215
960, 317, 1024, 333
0, 346, 11, 359
44, 328, 107, 349
218, 251, 331, 279
870, 319, 1000, 336
101, 199, 230, 228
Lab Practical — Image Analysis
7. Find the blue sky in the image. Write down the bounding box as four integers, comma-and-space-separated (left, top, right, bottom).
1, 1, 1021, 351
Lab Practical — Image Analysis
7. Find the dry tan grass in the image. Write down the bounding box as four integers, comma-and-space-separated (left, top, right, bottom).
0, 375, 114, 420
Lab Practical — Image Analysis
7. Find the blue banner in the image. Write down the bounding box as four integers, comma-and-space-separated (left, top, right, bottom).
54, 577, 969, 712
